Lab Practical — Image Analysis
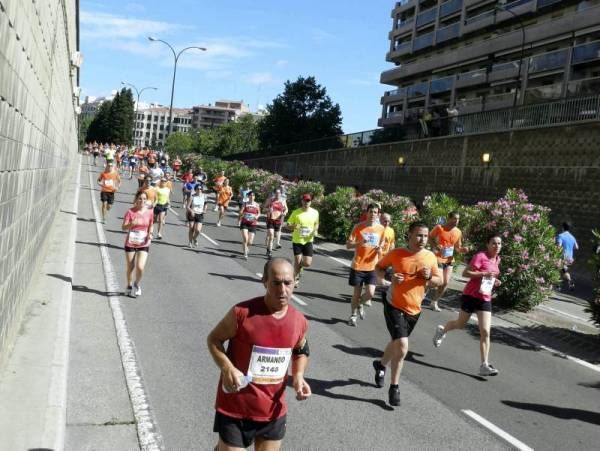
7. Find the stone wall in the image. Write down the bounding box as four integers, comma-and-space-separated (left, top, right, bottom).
246, 122, 600, 276
0, 0, 79, 367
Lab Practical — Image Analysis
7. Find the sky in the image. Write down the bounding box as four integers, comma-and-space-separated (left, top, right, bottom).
80, 0, 396, 133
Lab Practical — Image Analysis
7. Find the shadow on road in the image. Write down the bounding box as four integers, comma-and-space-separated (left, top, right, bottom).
207, 272, 260, 283
47, 273, 72, 284
332, 344, 383, 358
304, 315, 347, 326
302, 377, 394, 411
76, 217, 97, 223
75, 240, 122, 250
501, 400, 600, 425
294, 291, 350, 304
405, 351, 487, 382
578, 381, 600, 389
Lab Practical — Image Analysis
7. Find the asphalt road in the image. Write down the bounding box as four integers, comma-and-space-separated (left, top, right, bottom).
86, 159, 600, 450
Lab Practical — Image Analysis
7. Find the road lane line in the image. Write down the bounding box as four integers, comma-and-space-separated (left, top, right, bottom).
88, 166, 164, 450
168, 206, 179, 216
201, 232, 219, 246
255, 272, 308, 306
462, 410, 533, 451
537, 304, 589, 323
328, 256, 352, 267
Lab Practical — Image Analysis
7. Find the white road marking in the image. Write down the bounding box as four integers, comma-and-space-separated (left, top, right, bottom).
88, 166, 164, 450
537, 304, 589, 323
462, 410, 534, 451
168, 206, 179, 216
328, 256, 352, 267
201, 232, 219, 246
255, 272, 308, 306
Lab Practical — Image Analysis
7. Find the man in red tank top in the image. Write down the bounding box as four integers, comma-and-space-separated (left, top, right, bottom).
207, 258, 311, 450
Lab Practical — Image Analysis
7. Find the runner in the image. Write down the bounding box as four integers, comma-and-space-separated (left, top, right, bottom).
96, 161, 121, 224
286, 193, 319, 288
238, 191, 261, 260
556, 222, 579, 291
181, 169, 195, 204
127, 147, 138, 180
92, 145, 100, 165
433, 233, 502, 376
122, 192, 154, 298
264, 188, 288, 258
428, 211, 468, 312
104, 145, 116, 166
172, 155, 182, 180
148, 161, 164, 185
216, 178, 233, 227
207, 258, 311, 451
380, 213, 396, 255
346, 203, 385, 326
372, 221, 441, 406
186, 183, 208, 248
153, 177, 171, 239
138, 176, 158, 209
213, 170, 226, 211
137, 160, 149, 188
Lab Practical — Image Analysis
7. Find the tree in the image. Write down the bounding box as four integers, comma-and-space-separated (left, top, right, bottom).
258, 76, 342, 150
109, 88, 135, 145
78, 115, 93, 147
165, 131, 194, 155
86, 100, 112, 144
214, 114, 260, 157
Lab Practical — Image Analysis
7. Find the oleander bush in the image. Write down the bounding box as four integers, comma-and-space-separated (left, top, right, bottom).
319, 186, 360, 243
360, 189, 415, 248
587, 230, 600, 329
468, 189, 562, 311
286, 180, 326, 211
247, 171, 284, 203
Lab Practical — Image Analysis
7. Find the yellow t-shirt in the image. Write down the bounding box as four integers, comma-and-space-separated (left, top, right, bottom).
155, 187, 171, 205
287, 207, 319, 245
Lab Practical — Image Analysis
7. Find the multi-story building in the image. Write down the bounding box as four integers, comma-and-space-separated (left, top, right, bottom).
80, 95, 113, 120
191, 100, 249, 129
133, 106, 193, 147
379, 0, 600, 126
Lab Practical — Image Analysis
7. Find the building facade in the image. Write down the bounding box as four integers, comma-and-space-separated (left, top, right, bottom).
191, 100, 249, 129
133, 107, 193, 147
80, 95, 112, 120
379, 0, 600, 126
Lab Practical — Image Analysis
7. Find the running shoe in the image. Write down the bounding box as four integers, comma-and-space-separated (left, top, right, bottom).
134, 284, 142, 297
216, 222, 221, 227
266, 250, 272, 259
372, 360, 385, 388
275, 244, 282, 250
358, 306, 365, 320
244, 253, 248, 260
348, 315, 358, 327
433, 325, 446, 348
388, 385, 401, 406
194, 238, 199, 247
127, 285, 135, 298
431, 302, 442, 312
364, 299, 373, 307
156, 233, 163, 240
188, 240, 194, 248
478, 363, 499, 376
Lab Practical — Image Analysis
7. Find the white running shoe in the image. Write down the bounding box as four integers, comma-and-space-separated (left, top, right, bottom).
433, 325, 446, 347
348, 315, 358, 327
358, 306, 365, 320
134, 284, 142, 296
479, 363, 499, 376
364, 299, 373, 307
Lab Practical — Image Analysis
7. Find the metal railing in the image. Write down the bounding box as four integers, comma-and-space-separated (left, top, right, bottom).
225, 94, 600, 160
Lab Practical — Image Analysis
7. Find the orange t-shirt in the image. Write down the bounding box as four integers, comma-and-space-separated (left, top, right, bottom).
430, 225, 462, 264
349, 222, 386, 271
377, 248, 439, 315
98, 171, 119, 193
381, 226, 396, 255
141, 187, 157, 206
217, 186, 233, 206
213, 175, 226, 191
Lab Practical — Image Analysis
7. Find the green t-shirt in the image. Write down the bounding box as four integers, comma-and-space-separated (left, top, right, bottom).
156, 187, 171, 205
287, 207, 319, 244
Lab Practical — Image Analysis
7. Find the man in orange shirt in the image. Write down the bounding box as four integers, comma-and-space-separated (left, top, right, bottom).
373, 221, 442, 406
346, 204, 385, 327
428, 211, 469, 311
97, 161, 121, 224
216, 178, 233, 226
212, 170, 226, 212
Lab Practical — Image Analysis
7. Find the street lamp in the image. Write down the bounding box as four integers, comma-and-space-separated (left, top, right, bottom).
148, 36, 206, 140
121, 82, 157, 145
495, 2, 526, 108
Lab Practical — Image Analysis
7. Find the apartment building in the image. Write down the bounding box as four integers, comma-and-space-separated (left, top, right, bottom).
133, 107, 193, 147
379, 0, 600, 126
191, 100, 249, 129
80, 95, 112, 120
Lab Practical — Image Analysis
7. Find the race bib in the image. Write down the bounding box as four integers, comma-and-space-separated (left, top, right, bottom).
442, 246, 454, 258
192, 197, 204, 213
299, 226, 312, 238
270, 210, 282, 220
192, 206, 204, 214
128, 230, 147, 245
243, 212, 257, 222
362, 232, 380, 247
248, 346, 292, 385
479, 276, 495, 295
103, 179, 114, 188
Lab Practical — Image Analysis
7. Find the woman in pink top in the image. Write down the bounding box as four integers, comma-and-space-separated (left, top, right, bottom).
121, 192, 154, 298
432, 233, 502, 376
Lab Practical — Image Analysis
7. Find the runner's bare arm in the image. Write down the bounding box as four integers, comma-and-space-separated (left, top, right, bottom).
427, 265, 443, 287
346, 226, 358, 250
207, 308, 243, 391
292, 335, 311, 401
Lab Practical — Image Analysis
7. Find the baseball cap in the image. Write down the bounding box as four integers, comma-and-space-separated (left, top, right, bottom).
302, 193, 312, 202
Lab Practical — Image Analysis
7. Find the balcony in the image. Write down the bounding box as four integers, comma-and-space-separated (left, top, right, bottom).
463, 9, 495, 33
394, 17, 415, 33
567, 76, 600, 97
455, 69, 487, 88
439, 0, 462, 18
496, 0, 536, 22
528, 48, 568, 74
572, 41, 600, 65
436, 22, 460, 43
413, 31, 434, 51
430, 76, 454, 94
484, 92, 516, 110
392, 41, 413, 56
524, 83, 563, 103
537, 0, 562, 8
489, 61, 521, 82
407, 82, 428, 97
382, 87, 407, 104
416, 7, 437, 28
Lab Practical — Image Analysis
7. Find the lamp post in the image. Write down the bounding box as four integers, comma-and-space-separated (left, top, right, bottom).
148, 37, 206, 140
495, 2, 526, 107
121, 82, 157, 145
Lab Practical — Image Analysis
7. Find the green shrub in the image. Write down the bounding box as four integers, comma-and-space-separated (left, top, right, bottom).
319, 187, 361, 243
586, 230, 600, 329
468, 189, 562, 311
361, 189, 415, 248
286, 180, 325, 211
420, 193, 461, 229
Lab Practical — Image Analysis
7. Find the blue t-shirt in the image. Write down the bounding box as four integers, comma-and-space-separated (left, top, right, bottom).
556, 231, 578, 261
184, 181, 198, 193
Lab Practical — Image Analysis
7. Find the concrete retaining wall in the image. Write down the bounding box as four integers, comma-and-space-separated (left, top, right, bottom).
0, 0, 79, 368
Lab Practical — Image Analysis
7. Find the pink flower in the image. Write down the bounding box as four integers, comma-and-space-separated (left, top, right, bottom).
514, 235, 524, 242
535, 277, 545, 284
521, 250, 530, 260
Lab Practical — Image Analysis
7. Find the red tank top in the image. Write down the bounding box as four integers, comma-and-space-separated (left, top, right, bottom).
215, 297, 308, 421
241, 203, 260, 226
268, 200, 285, 224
